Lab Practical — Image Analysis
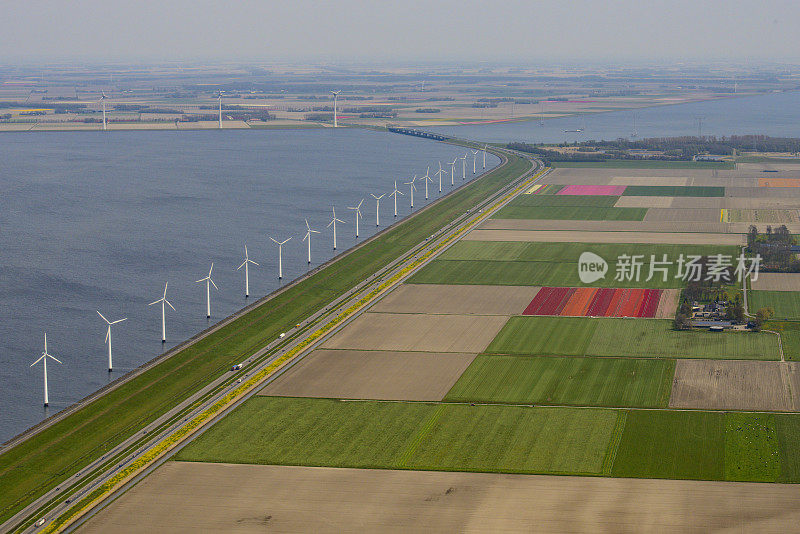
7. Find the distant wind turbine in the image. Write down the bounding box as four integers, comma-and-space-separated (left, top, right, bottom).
195, 263, 218, 319
449, 158, 457, 186
404, 175, 417, 209
435, 162, 446, 193
270, 237, 291, 279
237, 245, 259, 298
423, 166, 432, 200
348, 199, 364, 238
148, 282, 175, 343
217, 91, 223, 129
461, 153, 467, 180
471, 150, 479, 174
30, 333, 62, 407
99, 92, 108, 131
371, 193, 385, 226
483, 144, 488, 169
327, 207, 346, 250
330, 90, 341, 127
302, 219, 321, 264
97, 311, 126, 372
389, 181, 404, 217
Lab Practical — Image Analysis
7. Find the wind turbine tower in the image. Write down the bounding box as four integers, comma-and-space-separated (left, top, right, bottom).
237, 245, 259, 298
218, 91, 223, 129
348, 199, 364, 238
302, 219, 320, 264
327, 207, 346, 250
461, 153, 467, 180
97, 311, 126, 372
148, 282, 175, 343
483, 145, 488, 169
195, 263, 218, 319
270, 237, 292, 279
404, 175, 417, 209
471, 150, 479, 174
30, 334, 62, 407
330, 90, 341, 127
100, 92, 108, 131
449, 158, 457, 186
371, 193, 385, 226
390, 181, 404, 217
423, 166, 432, 200
435, 162, 446, 193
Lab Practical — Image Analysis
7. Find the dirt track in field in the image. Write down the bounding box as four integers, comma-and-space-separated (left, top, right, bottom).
371, 284, 539, 315
751, 273, 800, 291
463, 229, 745, 245
669, 360, 798, 411
80, 462, 800, 533
258, 349, 476, 401
322, 312, 508, 353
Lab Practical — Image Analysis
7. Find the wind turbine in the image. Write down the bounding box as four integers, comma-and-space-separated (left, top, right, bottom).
97, 311, 126, 372
483, 144, 488, 169
404, 175, 417, 209
449, 158, 457, 186
471, 150, 479, 174
327, 207, 346, 250
217, 91, 223, 129
148, 282, 175, 343
348, 199, 363, 238
423, 166, 432, 200
434, 162, 446, 193
30, 334, 62, 407
99, 92, 108, 131
237, 245, 259, 298
330, 90, 341, 127
371, 193, 385, 226
270, 237, 291, 279
389, 181, 404, 217
195, 263, 218, 319
461, 153, 467, 180
302, 219, 320, 264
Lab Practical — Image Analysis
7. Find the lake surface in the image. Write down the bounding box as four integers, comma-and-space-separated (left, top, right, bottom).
0, 128, 500, 442
428, 90, 800, 143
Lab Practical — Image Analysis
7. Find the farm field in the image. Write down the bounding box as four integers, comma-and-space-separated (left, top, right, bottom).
727, 209, 800, 223
258, 349, 477, 401
550, 161, 734, 169
445, 354, 675, 408
491, 205, 647, 221
643, 208, 720, 222
463, 229, 746, 245
622, 185, 725, 197
508, 194, 619, 207
370, 283, 540, 315
749, 290, 800, 319
522, 287, 668, 318
751, 273, 800, 291
669, 359, 796, 411
486, 316, 779, 360
175, 397, 618, 476
766, 321, 800, 361
480, 217, 735, 233
79, 463, 800, 534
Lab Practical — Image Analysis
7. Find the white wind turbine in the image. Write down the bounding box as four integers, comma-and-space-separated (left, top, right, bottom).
348, 199, 364, 238
99, 92, 108, 131
371, 193, 385, 226
423, 166, 432, 200
148, 282, 175, 343
389, 181, 404, 217
327, 207, 346, 250
302, 219, 321, 264
483, 144, 488, 169
461, 153, 468, 180
435, 162, 446, 194
195, 263, 218, 319
330, 90, 341, 127
270, 237, 291, 279
217, 91, 223, 129
30, 334, 62, 407
237, 245, 259, 298
471, 150, 479, 174
449, 158, 457, 186
97, 311, 126, 372
404, 175, 417, 209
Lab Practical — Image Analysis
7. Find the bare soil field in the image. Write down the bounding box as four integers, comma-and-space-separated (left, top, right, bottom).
322, 312, 507, 353
463, 229, 745, 245
481, 219, 733, 233
751, 274, 800, 292
669, 360, 795, 411
727, 209, 800, 223
739, 163, 800, 173
655, 289, 681, 318
258, 349, 476, 401
725, 197, 800, 209
609, 176, 691, 186
666, 197, 726, 209
80, 462, 800, 533
614, 196, 675, 208
371, 284, 539, 315
642, 208, 722, 222
759, 177, 800, 188
726, 187, 800, 198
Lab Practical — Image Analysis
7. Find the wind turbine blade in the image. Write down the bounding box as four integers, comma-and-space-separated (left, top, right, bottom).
305, 219, 310, 230
163, 282, 168, 298
270, 237, 279, 244
283, 237, 292, 244
96, 310, 110, 324
208, 263, 214, 276
30, 354, 45, 367
210, 279, 219, 290
105, 328, 110, 343
148, 299, 162, 306
111, 317, 127, 324
311, 229, 321, 234
250, 260, 260, 266
237, 260, 247, 270
49, 355, 63, 364
195, 278, 206, 283
165, 299, 176, 311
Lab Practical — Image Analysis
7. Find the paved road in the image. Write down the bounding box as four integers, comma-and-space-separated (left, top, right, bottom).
3, 148, 544, 534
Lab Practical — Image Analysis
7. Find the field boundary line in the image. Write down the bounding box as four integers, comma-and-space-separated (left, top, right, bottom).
601, 410, 628, 476
395, 404, 447, 468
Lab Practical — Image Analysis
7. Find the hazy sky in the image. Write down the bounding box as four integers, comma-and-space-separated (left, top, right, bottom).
2, 0, 799, 63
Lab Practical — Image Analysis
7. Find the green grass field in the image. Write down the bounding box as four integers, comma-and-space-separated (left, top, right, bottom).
777, 414, 800, 482
486, 317, 779, 360
0, 152, 535, 524
724, 412, 779, 482
749, 291, 800, 319
175, 397, 617, 476
492, 205, 647, 220
444, 354, 675, 408
622, 185, 725, 197
551, 161, 734, 169
765, 320, 800, 361
506, 195, 619, 207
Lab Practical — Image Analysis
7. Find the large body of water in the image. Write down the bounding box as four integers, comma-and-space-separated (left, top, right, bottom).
429, 90, 800, 143
0, 129, 499, 442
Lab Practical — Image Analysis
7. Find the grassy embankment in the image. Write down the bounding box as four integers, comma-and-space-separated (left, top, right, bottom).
0, 150, 532, 524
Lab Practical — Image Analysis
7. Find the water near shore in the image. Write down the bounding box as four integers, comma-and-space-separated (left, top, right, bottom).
428, 90, 800, 143
0, 128, 499, 442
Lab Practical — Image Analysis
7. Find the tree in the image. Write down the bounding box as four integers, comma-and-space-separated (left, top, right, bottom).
753, 307, 775, 331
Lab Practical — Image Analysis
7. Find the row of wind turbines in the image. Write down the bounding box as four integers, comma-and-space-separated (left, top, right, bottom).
30, 146, 490, 407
